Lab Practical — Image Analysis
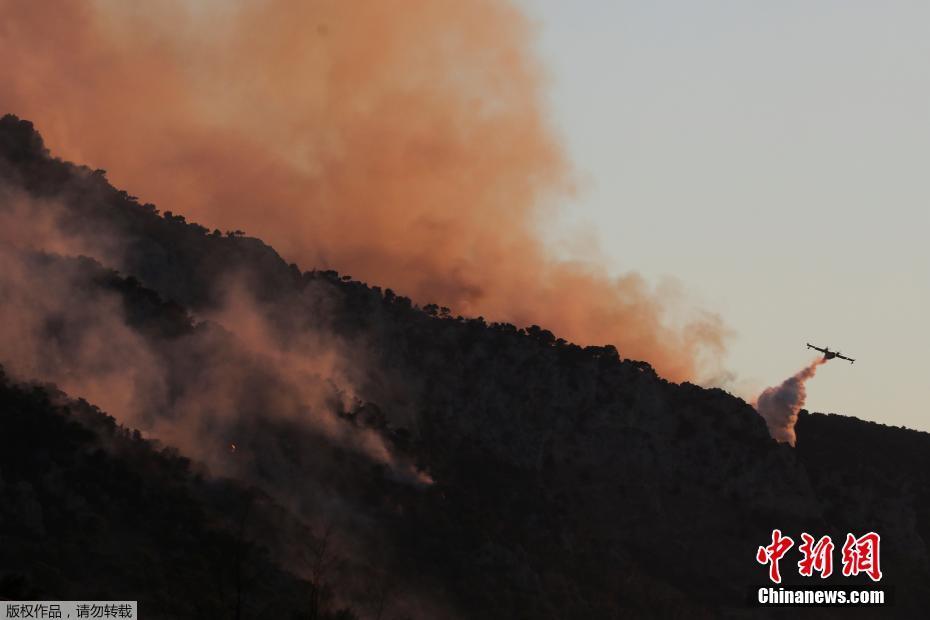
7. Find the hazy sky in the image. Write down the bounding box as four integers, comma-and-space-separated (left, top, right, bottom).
519, 0, 929, 430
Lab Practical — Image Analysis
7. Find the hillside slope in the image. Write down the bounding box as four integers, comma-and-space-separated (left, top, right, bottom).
0, 369, 359, 619
1, 114, 928, 618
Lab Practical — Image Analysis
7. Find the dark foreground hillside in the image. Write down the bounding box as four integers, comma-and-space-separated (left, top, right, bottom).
1, 114, 928, 618
0, 371, 357, 619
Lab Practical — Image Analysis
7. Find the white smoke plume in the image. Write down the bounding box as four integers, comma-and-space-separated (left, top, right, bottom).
754, 357, 826, 446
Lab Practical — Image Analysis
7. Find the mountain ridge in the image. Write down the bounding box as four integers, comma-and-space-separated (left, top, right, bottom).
1, 113, 927, 618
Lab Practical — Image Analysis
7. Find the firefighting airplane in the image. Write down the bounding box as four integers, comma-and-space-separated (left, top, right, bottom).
807, 343, 855, 364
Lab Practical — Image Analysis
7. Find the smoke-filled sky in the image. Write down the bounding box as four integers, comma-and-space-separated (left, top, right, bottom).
521, 0, 930, 431
0, 0, 728, 383
0, 1, 926, 430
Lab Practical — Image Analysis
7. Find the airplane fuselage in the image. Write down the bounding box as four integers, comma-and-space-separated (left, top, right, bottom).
806, 343, 854, 363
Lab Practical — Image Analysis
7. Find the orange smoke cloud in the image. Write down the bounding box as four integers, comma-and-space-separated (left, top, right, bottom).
0, 0, 727, 381
754, 357, 826, 446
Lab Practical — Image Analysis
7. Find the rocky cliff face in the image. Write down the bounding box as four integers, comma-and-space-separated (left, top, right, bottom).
0, 114, 927, 618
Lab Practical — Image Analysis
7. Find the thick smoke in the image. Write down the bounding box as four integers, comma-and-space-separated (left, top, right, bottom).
0, 0, 727, 382
0, 189, 425, 486
0, 169, 442, 613
754, 358, 826, 446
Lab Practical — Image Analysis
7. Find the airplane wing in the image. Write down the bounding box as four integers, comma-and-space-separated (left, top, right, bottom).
807, 344, 828, 354
837, 353, 855, 363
